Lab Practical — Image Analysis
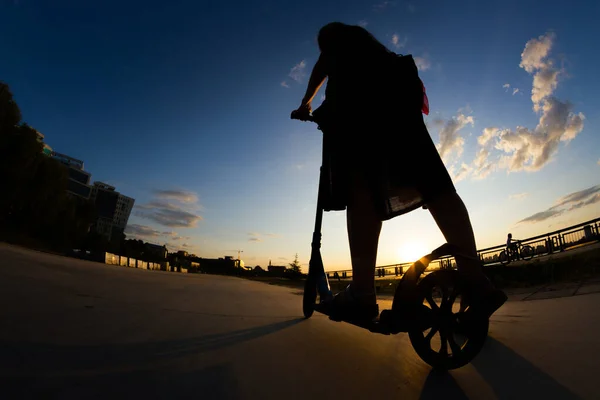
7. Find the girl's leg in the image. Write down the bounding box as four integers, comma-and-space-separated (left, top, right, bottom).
345, 170, 382, 304
425, 190, 491, 287
426, 190, 506, 313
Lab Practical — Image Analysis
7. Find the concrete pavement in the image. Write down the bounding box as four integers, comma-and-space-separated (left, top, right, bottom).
1, 243, 598, 399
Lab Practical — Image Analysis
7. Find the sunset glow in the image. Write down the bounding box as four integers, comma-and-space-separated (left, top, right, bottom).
1, 1, 598, 271
397, 241, 429, 264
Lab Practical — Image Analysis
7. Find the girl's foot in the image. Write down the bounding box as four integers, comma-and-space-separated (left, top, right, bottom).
327, 284, 379, 322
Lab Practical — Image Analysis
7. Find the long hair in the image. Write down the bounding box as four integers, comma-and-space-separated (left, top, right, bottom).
317, 22, 394, 58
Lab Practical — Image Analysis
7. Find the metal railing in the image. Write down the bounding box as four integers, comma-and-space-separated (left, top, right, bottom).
325, 217, 600, 281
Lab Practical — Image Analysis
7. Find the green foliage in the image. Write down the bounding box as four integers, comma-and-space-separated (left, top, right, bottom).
286, 253, 303, 279
0, 81, 22, 132
288, 253, 302, 273
0, 81, 97, 252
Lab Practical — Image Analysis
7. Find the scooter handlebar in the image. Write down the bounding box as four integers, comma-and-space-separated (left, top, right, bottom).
290, 110, 316, 123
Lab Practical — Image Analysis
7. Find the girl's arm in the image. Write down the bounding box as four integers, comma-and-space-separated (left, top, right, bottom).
299, 54, 328, 107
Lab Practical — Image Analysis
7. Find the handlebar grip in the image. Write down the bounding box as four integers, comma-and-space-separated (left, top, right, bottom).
290, 111, 315, 122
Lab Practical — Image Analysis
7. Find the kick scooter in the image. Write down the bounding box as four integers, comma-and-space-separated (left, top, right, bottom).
292, 109, 491, 371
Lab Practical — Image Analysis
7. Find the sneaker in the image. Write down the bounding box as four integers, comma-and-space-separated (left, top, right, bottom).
326, 285, 379, 322
459, 268, 508, 320
470, 288, 508, 319
456, 288, 508, 333
379, 303, 434, 333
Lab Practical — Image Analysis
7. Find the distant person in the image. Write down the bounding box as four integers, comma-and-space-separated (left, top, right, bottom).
290, 22, 507, 322
506, 233, 520, 260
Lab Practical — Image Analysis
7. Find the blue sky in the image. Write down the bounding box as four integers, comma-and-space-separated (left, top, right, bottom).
2, 0, 599, 271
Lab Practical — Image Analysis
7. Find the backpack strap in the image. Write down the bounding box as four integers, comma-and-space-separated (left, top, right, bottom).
421, 79, 429, 115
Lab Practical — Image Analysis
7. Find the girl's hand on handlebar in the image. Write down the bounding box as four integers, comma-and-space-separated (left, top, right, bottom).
291, 103, 312, 121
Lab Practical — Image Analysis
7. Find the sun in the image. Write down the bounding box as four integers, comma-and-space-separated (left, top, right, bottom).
397, 241, 429, 263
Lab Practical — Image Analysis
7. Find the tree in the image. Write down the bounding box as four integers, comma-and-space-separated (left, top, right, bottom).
253, 265, 265, 276
288, 253, 302, 274
0, 81, 22, 133
0, 81, 98, 252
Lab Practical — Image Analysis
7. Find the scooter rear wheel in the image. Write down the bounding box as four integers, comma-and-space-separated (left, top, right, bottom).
303, 274, 317, 318
408, 270, 489, 370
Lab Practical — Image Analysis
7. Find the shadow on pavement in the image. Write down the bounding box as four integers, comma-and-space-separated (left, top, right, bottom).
471, 336, 580, 399
3, 363, 240, 399
420, 370, 468, 400
1, 318, 303, 376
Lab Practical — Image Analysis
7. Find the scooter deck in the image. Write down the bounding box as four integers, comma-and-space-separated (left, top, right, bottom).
312, 299, 438, 335
313, 302, 394, 335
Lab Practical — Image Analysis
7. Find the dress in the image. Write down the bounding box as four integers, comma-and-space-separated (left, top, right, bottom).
312, 51, 456, 221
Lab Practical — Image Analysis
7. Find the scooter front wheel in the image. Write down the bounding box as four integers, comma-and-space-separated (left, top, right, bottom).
408, 270, 489, 370
303, 274, 317, 318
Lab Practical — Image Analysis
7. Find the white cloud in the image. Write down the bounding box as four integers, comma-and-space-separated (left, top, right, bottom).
135, 189, 203, 228
519, 32, 554, 73
471, 147, 495, 179
519, 32, 560, 112
248, 232, 279, 242
451, 163, 472, 183
472, 32, 585, 174
509, 192, 529, 200
125, 225, 190, 243
434, 112, 474, 163
391, 34, 407, 49
289, 60, 306, 83
136, 201, 202, 228
125, 224, 161, 238
161, 231, 190, 241
414, 56, 431, 71
281, 81, 289, 88
414, 32, 582, 183
358, 20, 368, 27
518, 185, 600, 224
531, 68, 560, 110
518, 209, 564, 224
477, 127, 499, 147
154, 189, 198, 204
597, 159, 600, 166
373, 1, 394, 11
503, 83, 520, 95
166, 241, 196, 253
555, 185, 600, 206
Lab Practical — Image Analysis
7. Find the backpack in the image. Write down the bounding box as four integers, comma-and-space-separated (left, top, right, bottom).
391, 53, 430, 115
421, 79, 430, 115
